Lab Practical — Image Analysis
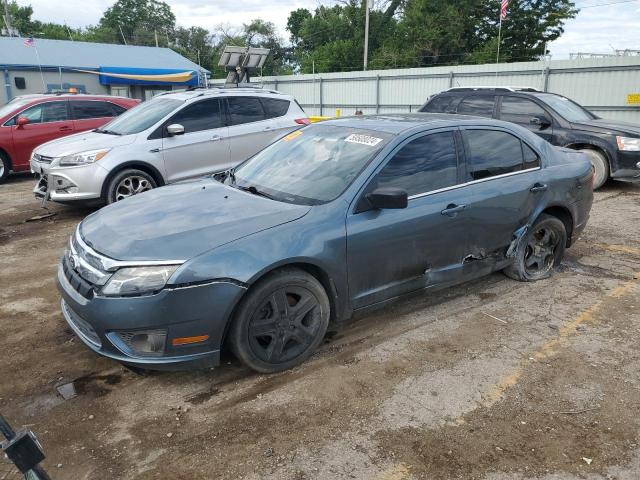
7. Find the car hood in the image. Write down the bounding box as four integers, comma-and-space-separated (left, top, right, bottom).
35, 131, 136, 157
80, 179, 311, 261
572, 118, 640, 137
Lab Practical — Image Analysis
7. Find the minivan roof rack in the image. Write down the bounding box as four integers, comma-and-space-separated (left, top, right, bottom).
445, 86, 542, 92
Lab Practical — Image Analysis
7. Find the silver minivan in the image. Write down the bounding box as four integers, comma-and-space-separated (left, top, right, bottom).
31, 88, 309, 204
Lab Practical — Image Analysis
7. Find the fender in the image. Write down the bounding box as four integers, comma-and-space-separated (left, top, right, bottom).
100, 160, 166, 198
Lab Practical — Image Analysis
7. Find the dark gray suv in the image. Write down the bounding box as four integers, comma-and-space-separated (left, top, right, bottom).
57, 114, 593, 373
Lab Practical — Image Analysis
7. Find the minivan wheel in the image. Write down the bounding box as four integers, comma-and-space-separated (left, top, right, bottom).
579, 148, 608, 189
504, 214, 567, 282
106, 169, 156, 204
0, 152, 10, 183
228, 268, 330, 373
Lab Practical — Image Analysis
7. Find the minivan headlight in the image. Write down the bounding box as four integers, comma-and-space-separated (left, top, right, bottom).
616, 136, 640, 152
101, 265, 179, 296
59, 148, 110, 166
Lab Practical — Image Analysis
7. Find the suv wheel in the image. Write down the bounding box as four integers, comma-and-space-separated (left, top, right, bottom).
228, 268, 330, 373
0, 152, 10, 183
504, 214, 567, 282
579, 148, 608, 189
106, 169, 156, 204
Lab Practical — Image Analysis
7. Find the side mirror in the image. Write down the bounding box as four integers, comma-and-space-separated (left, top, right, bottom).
530, 116, 551, 129
16, 116, 30, 127
166, 123, 185, 136
366, 187, 408, 210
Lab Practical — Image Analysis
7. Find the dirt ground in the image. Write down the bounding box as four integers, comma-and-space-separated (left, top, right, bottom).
1, 173, 639, 480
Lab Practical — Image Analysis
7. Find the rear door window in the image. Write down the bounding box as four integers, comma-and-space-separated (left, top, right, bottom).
260, 98, 290, 119
227, 97, 266, 125
500, 97, 548, 123
375, 131, 459, 196
457, 96, 496, 117
71, 101, 116, 120
168, 98, 223, 133
463, 129, 524, 180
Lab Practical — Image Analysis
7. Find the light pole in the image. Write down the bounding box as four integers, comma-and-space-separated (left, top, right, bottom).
363, 0, 371, 70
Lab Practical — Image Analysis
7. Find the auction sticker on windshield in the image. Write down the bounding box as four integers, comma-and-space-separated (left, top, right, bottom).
345, 133, 383, 146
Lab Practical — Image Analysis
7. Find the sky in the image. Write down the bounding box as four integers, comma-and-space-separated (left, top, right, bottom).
15, 0, 640, 59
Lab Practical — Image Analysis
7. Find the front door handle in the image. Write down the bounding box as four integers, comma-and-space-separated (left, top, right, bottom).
211, 135, 223, 142
530, 183, 548, 193
441, 203, 466, 217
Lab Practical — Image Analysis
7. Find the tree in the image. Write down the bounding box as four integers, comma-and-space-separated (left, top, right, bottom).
99, 0, 176, 45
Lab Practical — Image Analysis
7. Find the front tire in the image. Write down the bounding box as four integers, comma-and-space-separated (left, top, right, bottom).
106, 169, 156, 204
228, 268, 330, 373
579, 148, 608, 190
504, 214, 567, 282
0, 152, 10, 183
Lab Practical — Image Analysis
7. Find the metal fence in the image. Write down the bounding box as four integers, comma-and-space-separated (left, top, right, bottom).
212, 56, 640, 122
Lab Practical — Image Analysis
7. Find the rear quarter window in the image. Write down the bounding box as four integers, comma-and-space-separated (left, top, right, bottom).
420, 95, 455, 113
260, 98, 290, 119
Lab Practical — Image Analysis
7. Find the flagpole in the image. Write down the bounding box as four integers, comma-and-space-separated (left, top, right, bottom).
32, 43, 47, 92
495, 14, 502, 80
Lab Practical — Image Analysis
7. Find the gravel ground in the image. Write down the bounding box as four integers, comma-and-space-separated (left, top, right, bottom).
1, 173, 639, 480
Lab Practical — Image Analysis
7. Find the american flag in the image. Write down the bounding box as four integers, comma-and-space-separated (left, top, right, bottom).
500, 0, 509, 20
23, 37, 35, 47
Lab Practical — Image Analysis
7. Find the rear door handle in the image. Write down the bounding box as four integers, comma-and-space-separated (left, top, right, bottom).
530, 183, 548, 193
59, 126, 72, 132
211, 135, 223, 142
441, 203, 466, 217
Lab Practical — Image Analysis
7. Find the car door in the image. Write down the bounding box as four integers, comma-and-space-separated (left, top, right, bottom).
458, 127, 544, 270
70, 100, 118, 132
498, 96, 554, 143
161, 98, 230, 182
9, 100, 73, 168
346, 129, 469, 310
226, 96, 289, 162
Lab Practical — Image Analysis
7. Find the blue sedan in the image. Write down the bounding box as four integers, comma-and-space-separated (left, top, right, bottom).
57, 114, 594, 373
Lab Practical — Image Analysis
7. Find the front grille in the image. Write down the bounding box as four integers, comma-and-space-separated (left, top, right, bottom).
62, 254, 94, 299
62, 300, 101, 347
33, 153, 54, 163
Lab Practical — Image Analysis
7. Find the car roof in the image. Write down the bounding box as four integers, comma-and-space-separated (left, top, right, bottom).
156, 87, 292, 102
13, 93, 134, 102
318, 113, 515, 134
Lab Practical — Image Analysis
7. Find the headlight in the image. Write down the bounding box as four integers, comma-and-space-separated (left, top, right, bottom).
616, 136, 640, 152
101, 265, 179, 296
58, 148, 110, 166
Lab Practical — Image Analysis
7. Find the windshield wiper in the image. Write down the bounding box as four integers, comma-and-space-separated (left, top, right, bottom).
95, 128, 122, 135
236, 183, 274, 200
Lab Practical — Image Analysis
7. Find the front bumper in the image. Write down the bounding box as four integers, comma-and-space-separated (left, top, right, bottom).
31, 159, 108, 202
611, 151, 640, 182
57, 259, 247, 370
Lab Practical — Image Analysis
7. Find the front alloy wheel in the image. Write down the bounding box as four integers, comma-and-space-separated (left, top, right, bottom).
229, 269, 330, 373
106, 168, 157, 204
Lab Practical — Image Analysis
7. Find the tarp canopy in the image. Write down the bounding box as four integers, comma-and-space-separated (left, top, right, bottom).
75, 67, 199, 86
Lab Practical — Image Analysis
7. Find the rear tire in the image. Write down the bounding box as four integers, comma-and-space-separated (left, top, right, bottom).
504, 213, 567, 282
579, 148, 608, 190
228, 268, 330, 373
0, 152, 10, 183
106, 168, 156, 204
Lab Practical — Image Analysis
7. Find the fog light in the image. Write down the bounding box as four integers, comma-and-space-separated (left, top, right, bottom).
115, 329, 167, 356
51, 175, 78, 193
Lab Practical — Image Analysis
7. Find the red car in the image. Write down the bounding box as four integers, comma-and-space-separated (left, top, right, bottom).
0, 93, 140, 182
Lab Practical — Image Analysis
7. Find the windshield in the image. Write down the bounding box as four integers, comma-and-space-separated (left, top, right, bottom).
0, 97, 36, 120
98, 98, 182, 135
535, 93, 596, 122
229, 125, 393, 205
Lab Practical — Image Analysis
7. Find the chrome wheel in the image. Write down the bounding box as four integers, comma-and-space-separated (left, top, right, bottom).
114, 175, 153, 201
248, 286, 322, 364
523, 226, 561, 277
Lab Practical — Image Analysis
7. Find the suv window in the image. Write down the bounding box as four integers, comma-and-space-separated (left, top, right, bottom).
71, 100, 117, 120
261, 98, 290, 119
457, 96, 496, 117
420, 95, 455, 113
464, 130, 525, 180
227, 97, 265, 125
14, 101, 69, 124
500, 97, 547, 123
375, 131, 458, 196
168, 98, 223, 133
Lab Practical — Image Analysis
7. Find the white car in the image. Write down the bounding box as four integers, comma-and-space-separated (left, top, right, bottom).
31, 88, 309, 205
